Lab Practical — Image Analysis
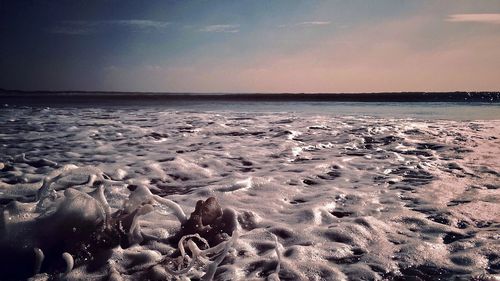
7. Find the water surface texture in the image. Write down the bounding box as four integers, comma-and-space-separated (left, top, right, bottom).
0, 105, 499, 280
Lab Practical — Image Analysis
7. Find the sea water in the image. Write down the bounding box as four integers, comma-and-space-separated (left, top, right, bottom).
0, 101, 498, 280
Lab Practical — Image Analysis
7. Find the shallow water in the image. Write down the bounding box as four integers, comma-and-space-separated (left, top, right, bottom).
0, 105, 499, 280
3, 101, 500, 120
168, 101, 500, 120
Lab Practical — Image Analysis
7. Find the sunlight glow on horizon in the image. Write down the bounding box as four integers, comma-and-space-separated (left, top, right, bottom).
1, 1, 500, 92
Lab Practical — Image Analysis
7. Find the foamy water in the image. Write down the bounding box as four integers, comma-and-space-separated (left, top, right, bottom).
0, 106, 499, 280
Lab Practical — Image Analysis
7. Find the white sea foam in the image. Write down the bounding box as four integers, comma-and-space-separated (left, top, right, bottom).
0, 107, 498, 280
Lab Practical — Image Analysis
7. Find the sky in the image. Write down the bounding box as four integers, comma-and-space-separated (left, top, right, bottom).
1, 0, 499, 92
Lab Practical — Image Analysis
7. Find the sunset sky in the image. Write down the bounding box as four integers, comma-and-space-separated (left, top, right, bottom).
1, 0, 499, 92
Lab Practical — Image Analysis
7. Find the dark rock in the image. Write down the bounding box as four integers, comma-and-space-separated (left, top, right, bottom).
172, 197, 236, 246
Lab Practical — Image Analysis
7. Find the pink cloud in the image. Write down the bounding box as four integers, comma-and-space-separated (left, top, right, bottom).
447, 14, 500, 24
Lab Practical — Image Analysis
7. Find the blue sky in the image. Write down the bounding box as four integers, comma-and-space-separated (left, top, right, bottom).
1, 0, 499, 92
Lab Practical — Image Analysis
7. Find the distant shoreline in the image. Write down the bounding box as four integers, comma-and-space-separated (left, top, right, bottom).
0, 89, 499, 103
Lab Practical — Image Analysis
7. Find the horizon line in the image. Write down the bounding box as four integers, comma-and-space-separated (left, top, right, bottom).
1, 89, 499, 103
1, 88, 500, 95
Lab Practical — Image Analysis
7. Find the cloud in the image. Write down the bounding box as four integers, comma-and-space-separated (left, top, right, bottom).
109, 20, 170, 29
199, 24, 240, 33
49, 20, 170, 34
279, 21, 331, 28
297, 21, 331, 26
49, 26, 93, 35
446, 14, 500, 24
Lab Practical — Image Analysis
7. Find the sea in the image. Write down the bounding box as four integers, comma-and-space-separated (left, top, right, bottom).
0, 96, 498, 280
